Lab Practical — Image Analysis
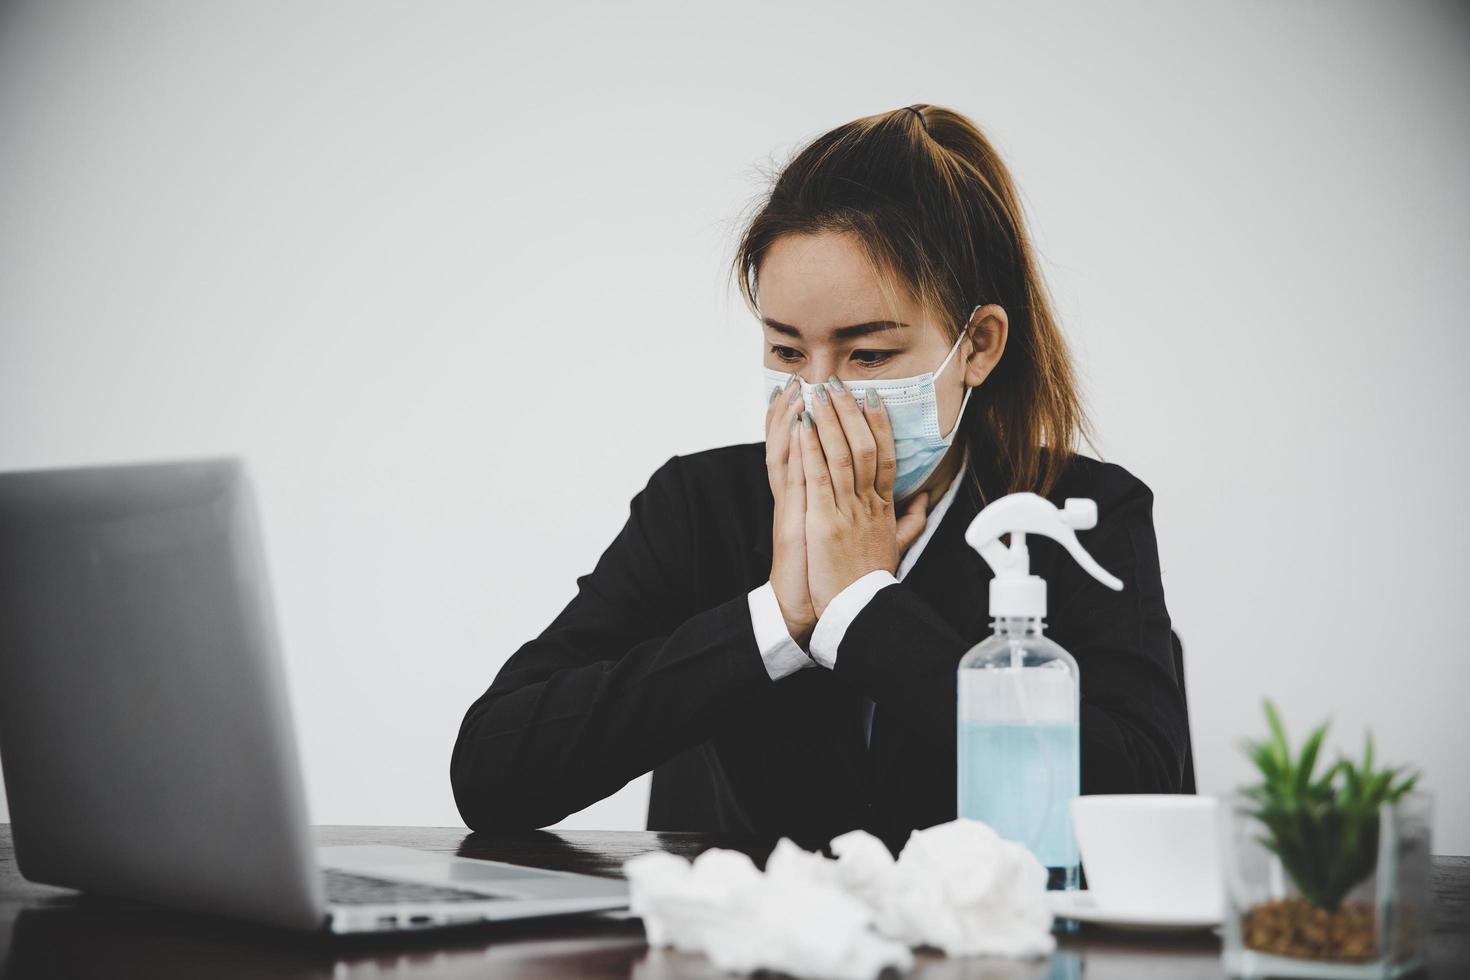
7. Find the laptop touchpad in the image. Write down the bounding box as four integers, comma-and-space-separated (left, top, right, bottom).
446, 862, 541, 883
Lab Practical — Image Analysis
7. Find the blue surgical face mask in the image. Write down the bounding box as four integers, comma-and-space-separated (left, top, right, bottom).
762, 305, 979, 500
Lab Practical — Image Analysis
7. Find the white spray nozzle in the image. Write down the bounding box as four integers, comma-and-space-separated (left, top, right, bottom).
963, 492, 1123, 617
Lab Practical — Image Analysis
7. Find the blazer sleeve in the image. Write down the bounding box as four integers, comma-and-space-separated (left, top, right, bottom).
828, 464, 1189, 794
450, 454, 777, 832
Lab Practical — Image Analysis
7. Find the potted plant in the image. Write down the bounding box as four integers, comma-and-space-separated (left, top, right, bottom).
1219, 701, 1433, 979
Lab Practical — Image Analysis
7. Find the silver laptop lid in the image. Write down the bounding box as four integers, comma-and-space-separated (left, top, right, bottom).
0, 457, 326, 930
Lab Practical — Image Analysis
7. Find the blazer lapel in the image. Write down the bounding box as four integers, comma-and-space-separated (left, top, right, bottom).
868, 472, 993, 784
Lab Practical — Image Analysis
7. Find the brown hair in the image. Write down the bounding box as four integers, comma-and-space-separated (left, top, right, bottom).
728, 103, 1101, 502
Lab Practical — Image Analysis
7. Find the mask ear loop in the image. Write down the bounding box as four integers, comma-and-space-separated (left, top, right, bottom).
933, 303, 984, 376
942, 384, 976, 442
938, 304, 984, 441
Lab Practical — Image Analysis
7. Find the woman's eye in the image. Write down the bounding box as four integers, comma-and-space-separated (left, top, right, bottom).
768, 346, 895, 368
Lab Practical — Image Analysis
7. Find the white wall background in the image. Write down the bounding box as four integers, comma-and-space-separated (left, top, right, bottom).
1, 1, 1466, 853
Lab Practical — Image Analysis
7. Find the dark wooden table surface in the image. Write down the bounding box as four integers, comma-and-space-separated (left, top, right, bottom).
0, 824, 1464, 978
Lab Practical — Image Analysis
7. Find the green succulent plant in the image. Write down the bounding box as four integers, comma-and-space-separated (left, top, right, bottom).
1239, 700, 1420, 912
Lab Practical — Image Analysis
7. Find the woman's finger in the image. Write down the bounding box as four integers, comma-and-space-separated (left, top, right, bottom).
784, 414, 807, 553
861, 388, 897, 501
764, 374, 801, 494
786, 414, 806, 514
807, 384, 853, 514
767, 373, 800, 425
798, 410, 837, 519
823, 376, 877, 498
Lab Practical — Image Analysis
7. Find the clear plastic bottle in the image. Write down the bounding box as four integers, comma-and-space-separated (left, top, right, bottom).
956, 494, 1123, 893
959, 616, 1081, 890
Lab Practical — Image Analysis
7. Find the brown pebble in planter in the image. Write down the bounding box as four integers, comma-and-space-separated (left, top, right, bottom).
1242, 897, 1377, 963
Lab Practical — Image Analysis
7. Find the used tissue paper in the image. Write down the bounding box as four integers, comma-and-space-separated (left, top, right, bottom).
623, 817, 1055, 980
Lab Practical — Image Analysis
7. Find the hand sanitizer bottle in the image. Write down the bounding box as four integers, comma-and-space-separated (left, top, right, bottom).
957, 493, 1124, 892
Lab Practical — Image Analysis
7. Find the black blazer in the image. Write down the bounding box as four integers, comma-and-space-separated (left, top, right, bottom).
450, 441, 1189, 856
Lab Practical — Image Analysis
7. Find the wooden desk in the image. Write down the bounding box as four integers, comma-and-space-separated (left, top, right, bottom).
1, 825, 1464, 978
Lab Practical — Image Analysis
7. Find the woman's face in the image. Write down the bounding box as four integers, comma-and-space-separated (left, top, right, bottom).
758, 230, 1005, 438
752, 232, 1005, 434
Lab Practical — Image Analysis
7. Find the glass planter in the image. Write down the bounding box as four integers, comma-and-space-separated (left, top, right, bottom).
1218, 790, 1433, 979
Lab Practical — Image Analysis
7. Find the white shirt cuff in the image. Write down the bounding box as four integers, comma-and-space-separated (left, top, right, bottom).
747, 580, 815, 681
808, 569, 899, 670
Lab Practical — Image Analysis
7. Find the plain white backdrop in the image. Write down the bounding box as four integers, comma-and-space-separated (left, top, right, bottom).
1, 1, 1466, 853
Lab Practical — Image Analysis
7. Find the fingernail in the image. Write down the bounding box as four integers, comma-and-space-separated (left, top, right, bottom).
815, 384, 829, 403
801, 410, 813, 429
768, 386, 781, 405
788, 385, 802, 406
865, 389, 880, 410
828, 374, 845, 393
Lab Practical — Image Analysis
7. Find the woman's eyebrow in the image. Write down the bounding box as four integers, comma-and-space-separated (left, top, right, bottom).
762, 318, 910, 340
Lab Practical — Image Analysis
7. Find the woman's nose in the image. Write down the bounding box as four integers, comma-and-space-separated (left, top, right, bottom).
797, 362, 841, 385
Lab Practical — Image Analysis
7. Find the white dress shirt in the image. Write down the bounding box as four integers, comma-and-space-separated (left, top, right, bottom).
746, 446, 971, 746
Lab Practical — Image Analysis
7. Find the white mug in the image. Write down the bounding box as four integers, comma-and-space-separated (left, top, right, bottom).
1069, 794, 1223, 919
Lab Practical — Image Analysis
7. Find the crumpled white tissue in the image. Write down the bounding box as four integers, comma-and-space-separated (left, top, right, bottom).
623, 817, 1055, 980
622, 845, 911, 980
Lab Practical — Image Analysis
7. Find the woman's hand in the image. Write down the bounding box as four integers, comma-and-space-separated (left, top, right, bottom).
798, 378, 931, 619
764, 376, 817, 646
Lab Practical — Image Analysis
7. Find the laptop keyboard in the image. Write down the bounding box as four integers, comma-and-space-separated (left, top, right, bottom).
323, 868, 512, 905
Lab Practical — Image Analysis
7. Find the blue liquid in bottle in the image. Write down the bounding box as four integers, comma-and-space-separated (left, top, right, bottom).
958, 616, 1080, 892
958, 721, 1079, 879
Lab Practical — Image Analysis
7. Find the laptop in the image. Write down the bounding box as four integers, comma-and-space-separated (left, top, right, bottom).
0, 456, 631, 934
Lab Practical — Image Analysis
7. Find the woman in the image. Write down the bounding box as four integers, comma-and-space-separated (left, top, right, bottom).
450, 104, 1189, 855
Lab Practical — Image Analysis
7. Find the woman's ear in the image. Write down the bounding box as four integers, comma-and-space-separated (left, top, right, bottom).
963, 304, 1008, 384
